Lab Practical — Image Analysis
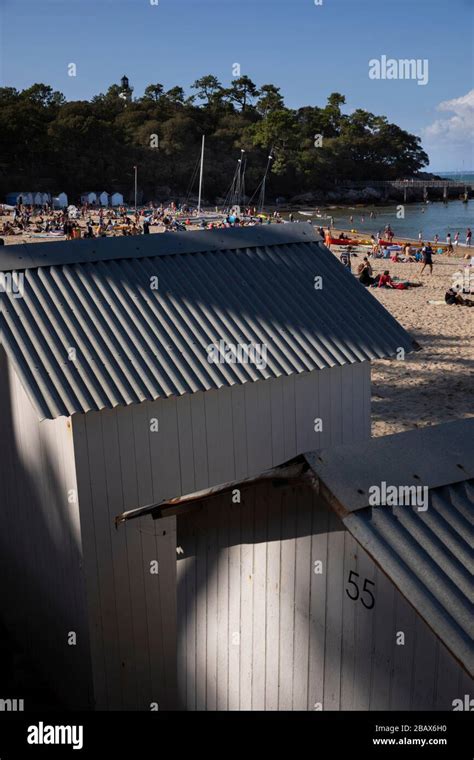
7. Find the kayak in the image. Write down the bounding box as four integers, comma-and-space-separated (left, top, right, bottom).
326, 237, 361, 246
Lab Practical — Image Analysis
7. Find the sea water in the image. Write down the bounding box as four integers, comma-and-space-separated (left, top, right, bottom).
327, 199, 473, 241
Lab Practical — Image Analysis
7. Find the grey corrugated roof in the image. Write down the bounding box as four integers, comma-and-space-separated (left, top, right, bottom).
307, 419, 474, 675
305, 418, 474, 512
344, 482, 473, 675
0, 224, 417, 420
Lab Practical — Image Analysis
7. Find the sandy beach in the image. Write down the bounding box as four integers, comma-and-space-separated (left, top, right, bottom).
364, 255, 473, 437
2, 212, 472, 439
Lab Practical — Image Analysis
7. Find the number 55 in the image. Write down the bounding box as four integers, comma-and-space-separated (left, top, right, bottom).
361, 578, 375, 609
345, 571, 375, 609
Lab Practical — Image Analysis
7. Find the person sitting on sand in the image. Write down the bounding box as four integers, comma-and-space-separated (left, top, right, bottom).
400, 243, 415, 263
358, 257, 374, 286
376, 271, 422, 290
445, 287, 473, 306
377, 270, 397, 287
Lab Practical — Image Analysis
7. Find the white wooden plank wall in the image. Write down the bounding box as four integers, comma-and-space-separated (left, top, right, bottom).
176, 480, 468, 711
72, 363, 370, 709
0, 352, 92, 708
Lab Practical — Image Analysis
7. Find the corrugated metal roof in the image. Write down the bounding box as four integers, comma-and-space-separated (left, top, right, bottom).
306, 420, 474, 675
0, 225, 417, 420
344, 481, 473, 675
305, 418, 474, 512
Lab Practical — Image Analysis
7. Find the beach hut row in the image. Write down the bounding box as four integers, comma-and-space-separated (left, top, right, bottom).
4, 191, 125, 209
5, 191, 69, 209
80, 191, 124, 207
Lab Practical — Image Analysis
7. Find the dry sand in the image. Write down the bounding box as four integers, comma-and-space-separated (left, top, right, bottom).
361, 256, 473, 437
2, 214, 473, 438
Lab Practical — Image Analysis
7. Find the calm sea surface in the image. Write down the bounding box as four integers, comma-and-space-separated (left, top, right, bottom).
323, 199, 473, 241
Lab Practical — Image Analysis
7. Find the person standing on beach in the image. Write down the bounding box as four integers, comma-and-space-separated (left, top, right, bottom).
454, 231, 460, 247
420, 242, 433, 275
446, 232, 453, 253
467, 228, 472, 246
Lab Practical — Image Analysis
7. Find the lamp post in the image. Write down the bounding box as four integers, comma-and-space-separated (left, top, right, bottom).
197, 135, 205, 214
133, 165, 137, 211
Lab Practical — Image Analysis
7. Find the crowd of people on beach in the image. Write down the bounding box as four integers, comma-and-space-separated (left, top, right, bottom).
1, 200, 472, 307
0, 201, 296, 244
333, 223, 474, 305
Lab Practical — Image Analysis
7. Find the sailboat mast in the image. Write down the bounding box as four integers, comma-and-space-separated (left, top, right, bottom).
259, 153, 273, 213
197, 135, 205, 213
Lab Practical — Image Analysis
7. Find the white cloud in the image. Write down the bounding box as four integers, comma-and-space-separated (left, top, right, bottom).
424, 90, 474, 142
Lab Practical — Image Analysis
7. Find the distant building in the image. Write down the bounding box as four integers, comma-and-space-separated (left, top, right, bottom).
110, 192, 124, 207
98, 191, 110, 206
52, 192, 68, 209
80, 192, 98, 205
119, 74, 133, 102
6, 191, 33, 205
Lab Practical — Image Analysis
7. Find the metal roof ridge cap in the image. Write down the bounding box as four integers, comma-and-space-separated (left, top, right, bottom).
303, 420, 474, 513
0, 223, 321, 272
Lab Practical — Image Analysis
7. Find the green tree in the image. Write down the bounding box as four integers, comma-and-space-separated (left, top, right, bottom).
191, 75, 223, 106
224, 76, 259, 112
256, 85, 284, 117
143, 83, 165, 102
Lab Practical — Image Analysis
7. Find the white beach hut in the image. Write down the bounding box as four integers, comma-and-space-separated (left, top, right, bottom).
6, 191, 34, 206
98, 191, 110, 206
33, 192, 43, 206
41, 192, 51, 205
52, 192, 68, 209
80, 192, 98, 205
0, 225, 429, 712
18, 192, 34, 205
110, 192, 124, 207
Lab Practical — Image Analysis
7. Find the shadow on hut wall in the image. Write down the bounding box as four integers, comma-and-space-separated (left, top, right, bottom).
175, 478, 346, 711
174, 476, 467, 711
0, 346, 93, 710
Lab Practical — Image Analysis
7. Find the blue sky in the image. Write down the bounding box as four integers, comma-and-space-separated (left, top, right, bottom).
1, 0, 472, 170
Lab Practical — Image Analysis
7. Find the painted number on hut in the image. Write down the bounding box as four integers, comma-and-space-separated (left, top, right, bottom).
345, 571, 375, 609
